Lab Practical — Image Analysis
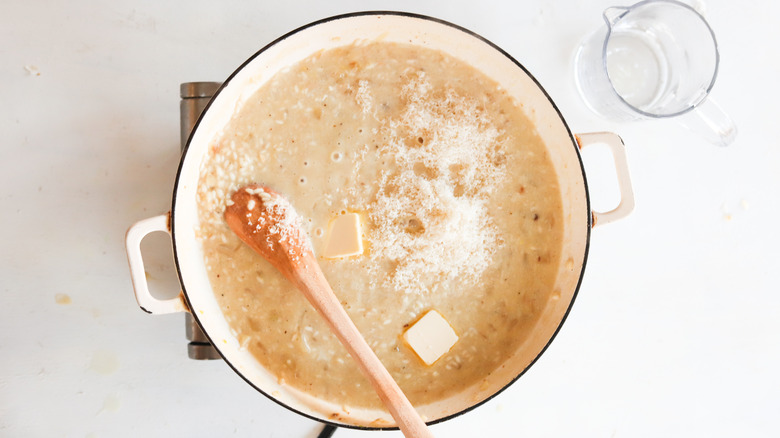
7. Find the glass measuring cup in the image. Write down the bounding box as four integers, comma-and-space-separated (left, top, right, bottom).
574, 0, 737, 146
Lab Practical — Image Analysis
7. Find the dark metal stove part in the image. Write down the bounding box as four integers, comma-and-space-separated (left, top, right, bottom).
180, 81, 222, 361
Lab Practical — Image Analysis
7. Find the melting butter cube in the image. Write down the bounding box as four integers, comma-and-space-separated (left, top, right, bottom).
322, 212, 363, 259
403, 310, 458, 366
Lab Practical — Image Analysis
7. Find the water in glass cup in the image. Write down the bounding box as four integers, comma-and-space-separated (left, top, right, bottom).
574, 0, 736, 145
606, 29, 669, 112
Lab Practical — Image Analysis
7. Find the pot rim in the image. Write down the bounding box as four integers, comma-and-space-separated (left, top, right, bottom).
170, 10, 592, 430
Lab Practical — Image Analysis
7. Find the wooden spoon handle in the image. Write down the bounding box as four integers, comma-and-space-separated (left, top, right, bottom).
291, 256, 434, 438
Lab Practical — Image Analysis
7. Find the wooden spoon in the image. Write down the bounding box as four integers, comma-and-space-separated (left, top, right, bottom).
224, 184, 434, 438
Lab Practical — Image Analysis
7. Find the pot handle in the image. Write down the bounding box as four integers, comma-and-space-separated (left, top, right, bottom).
125, 213, 189, 314
576, 132, 635, 226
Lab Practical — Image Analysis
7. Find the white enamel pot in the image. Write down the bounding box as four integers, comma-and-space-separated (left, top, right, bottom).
125, 11, 634, 430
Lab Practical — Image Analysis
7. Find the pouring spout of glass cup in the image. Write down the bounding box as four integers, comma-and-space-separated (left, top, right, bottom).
603, 6, 630, 27
575, 0, 737, 146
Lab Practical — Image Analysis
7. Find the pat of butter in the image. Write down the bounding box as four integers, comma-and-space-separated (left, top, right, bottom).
403, 310, 458, 366
322, 212, 363, 259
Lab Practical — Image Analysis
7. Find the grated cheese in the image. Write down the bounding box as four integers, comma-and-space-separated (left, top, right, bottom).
244, 187, 310, 259
365, 72, 506, 294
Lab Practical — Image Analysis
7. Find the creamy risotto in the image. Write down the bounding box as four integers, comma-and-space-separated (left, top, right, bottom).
196, 42, 563, 410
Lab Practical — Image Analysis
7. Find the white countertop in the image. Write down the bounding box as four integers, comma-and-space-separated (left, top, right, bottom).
2, 1, 778, 437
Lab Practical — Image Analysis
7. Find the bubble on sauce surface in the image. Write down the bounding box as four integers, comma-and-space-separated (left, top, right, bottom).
404, 217, 425, 235
331, 151, 343, 162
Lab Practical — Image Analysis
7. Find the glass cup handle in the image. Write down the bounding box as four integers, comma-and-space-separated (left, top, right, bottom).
676, 98, 738, 147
